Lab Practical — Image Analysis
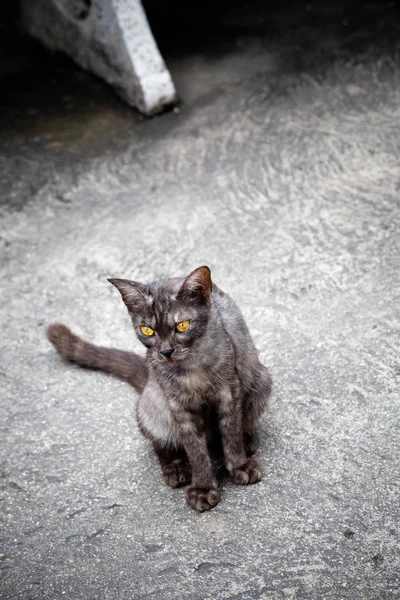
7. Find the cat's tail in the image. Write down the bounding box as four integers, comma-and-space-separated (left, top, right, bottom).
46, 324, 148, 393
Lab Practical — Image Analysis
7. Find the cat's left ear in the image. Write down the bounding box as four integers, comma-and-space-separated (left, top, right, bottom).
108, 278, 146, 308
179, 266, 213, 299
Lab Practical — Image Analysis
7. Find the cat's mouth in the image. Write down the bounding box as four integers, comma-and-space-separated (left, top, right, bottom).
158, 356, 186, 365
156, 352, 188, 365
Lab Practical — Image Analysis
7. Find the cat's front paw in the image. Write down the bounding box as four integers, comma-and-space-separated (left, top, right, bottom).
231, 459, 262, 485
162, 459, 192, 488
186, 485, 221, 512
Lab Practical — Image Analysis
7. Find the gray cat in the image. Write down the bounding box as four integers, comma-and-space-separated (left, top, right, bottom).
47, 266, 272, 511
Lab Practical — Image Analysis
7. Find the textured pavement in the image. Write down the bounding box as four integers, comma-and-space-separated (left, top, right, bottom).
1, 2, 400, 599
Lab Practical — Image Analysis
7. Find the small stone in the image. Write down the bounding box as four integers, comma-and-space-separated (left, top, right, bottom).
344, 529, 355, 539
372, 553, 384, 566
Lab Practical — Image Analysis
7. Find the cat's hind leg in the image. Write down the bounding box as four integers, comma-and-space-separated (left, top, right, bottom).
153, 443, 192, 488
243, 430, 259, 457
242, 364, 272, 454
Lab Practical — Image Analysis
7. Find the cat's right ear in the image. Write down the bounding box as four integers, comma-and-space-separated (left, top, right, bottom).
108, 278, 146, 308
178, 266, 213, 299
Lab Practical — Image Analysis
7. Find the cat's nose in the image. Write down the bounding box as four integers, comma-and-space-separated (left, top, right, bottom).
160, 347, 175, 359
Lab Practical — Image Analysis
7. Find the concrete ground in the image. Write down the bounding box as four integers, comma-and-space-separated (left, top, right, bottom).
1, 1, 399, 598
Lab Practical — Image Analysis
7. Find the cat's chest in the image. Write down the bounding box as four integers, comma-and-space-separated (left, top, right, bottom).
176, 366, 229, 400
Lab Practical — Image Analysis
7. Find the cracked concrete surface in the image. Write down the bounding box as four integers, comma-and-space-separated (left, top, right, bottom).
1, 2, 399, 598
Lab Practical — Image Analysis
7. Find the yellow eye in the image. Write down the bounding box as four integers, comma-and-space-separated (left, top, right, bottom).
176, 320, 190, 332
140, 326, 155, 336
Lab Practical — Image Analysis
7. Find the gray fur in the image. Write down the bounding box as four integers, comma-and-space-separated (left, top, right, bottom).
111, 266, 272, 511
47, 266, 272, 512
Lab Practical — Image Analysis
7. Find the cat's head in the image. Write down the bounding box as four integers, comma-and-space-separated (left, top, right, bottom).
108, 266, 213, 365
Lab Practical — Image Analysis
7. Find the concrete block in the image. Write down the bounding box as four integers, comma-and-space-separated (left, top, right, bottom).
19, 0, 177, 115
